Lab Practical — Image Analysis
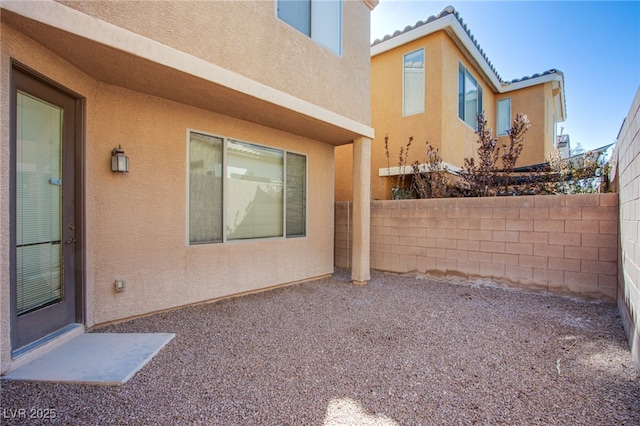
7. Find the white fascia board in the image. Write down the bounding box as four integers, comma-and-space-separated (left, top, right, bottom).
371, 15, 453, 56
379, 162, 461, 177
500, 73, 564, 92
3, 0, 374, 140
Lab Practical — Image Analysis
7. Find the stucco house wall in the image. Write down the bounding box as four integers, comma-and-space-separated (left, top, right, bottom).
335, 6, 565, 201
88, 85, 337, 325
499, 85, 545, 167
0, 0, 376, 373
56, 0, 372, 126
439, 32, 495, 170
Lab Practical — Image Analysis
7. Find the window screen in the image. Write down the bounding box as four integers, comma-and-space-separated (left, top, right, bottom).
497, 98, 511, 136
312, 0, 342, 55
403, 49, 425, 116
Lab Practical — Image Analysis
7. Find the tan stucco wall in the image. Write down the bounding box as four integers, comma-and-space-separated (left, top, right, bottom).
498, 83, 556, 168
439, 33, 495, 170
55, 0, 372, 125
88, 86, 335, 324
1, 23, 336, 372
335, 30, 558, 201
0, 23, 102, 374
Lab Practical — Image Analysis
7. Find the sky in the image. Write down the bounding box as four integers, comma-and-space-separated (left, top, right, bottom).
370, 0, 640, 152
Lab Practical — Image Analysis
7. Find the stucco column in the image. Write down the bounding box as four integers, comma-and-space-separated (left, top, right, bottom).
351, 136, 371, 284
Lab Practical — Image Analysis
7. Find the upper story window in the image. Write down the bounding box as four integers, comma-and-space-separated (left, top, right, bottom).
497, 98, 511, 136
188, 130, 306, 245
403, 48, 425, 116
458, 63, 483, 129
277, 0, 342, 55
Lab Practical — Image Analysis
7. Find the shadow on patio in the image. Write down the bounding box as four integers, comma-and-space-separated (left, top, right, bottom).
2, 270, 639, 424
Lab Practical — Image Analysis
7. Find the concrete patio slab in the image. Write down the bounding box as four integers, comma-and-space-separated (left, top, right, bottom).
2, 333, 175, 385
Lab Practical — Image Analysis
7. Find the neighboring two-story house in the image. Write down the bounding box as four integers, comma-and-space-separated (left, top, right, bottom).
335, 5, 566, 201
1, 0, 376, 374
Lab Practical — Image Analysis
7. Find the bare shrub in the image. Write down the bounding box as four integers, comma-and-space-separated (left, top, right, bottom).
500, 113, 530, 194
382, 111, 610, 200
385, 135, 414, 199
461, 112, 499, 196
411, 142, 452, 199
547, 149, 611, 194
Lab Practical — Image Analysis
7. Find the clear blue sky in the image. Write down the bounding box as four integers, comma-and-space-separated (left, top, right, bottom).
371, 0, 640, 152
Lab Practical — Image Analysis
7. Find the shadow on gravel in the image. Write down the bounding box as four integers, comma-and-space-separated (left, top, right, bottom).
2, 269, 639, 425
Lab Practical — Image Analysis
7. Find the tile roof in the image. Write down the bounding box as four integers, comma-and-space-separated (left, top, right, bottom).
372, 5, 561, 87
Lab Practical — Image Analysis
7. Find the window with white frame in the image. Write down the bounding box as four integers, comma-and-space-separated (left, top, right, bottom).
277, 0, 342, 55
458, 63, 483, 129
188, 131, 306, 244
403, 48, 425, 116
497, 98, 511, 136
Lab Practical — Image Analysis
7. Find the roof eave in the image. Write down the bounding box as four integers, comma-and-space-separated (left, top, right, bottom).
371, 10, 568, 119
371, 14, 503, 92
502, 72, 567, 122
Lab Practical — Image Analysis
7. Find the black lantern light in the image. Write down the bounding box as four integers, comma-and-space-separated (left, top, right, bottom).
111, 145, 129, 173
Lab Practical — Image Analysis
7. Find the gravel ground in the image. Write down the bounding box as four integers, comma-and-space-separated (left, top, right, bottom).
2, 269, 639, 425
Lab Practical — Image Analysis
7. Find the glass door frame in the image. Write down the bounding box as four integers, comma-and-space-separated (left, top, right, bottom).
9, 62, 86, 354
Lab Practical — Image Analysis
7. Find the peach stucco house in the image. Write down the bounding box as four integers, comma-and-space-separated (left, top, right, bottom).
0, 0, 377, 374
335, 6, 567, 201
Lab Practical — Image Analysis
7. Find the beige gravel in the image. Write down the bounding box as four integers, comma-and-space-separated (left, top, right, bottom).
2, 269, 639, 425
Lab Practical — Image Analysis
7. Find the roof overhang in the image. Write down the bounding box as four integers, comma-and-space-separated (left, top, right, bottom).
371, 12, 503, 92
502, 71, 567, 122
371, 9, 567, 122
1, 1, 374, 146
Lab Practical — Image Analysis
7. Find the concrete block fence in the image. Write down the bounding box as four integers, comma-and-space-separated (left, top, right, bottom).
335, 193, 618, 302
614, 87, 640, 371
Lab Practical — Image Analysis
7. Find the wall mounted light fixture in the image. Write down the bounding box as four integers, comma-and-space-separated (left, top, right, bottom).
111, 145, 129, 173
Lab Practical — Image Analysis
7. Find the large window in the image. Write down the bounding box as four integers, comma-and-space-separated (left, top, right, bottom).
497, 98, 511, 136
188, 131, 306, 244
403, 48, 425, 116
458, 64, 483, 129
277, 0, 342, 55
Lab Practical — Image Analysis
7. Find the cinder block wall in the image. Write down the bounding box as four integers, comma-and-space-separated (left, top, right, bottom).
334, 202, 353, 270
614, 87, 640, 371
335, 194, 618, 301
